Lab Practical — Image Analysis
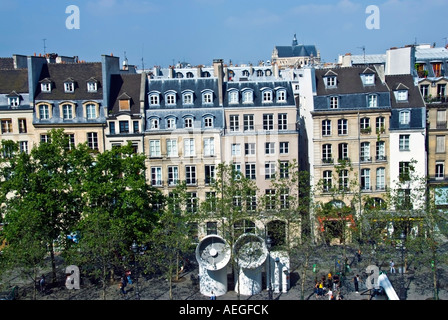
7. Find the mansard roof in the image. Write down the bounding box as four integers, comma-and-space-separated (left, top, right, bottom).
35, 62, 103, 100
384, 74, 425, 108
109, 73, 143, 114
224, 80, 295, 106
315, 66, 389, 95
274, 44, 318, 58
0, 69, 29, 94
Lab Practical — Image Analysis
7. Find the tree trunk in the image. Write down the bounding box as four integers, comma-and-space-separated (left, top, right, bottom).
49, 242, 57, 283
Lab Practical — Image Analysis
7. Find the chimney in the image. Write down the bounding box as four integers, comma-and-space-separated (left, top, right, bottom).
213, 59, 224, 106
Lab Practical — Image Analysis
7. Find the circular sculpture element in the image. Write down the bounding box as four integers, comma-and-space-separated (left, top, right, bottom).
195, 235, 231, 271
233, 233, 268, 269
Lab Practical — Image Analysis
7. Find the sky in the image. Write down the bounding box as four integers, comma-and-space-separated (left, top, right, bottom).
1, 0, 447, 69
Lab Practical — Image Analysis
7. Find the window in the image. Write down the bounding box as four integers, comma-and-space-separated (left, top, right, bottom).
87, 132, 98, 150
166, 139, 178, 157
265, 142, 275, 155
338, 143, 348, 161
186, 192, 198, 213
41, 82, 51, 92
397, 90, 408, 101
376, 141, 386, 160
397, 189, 412, 210
184, 117, 193, 128
420, 84, 429, 97
265, 189, 276, 210
87, 81, 97, 92
280, 188, 290, 209
40, 134, 50, 143
206, 221, 218, 235
65, 134, 75, 150
185, 166, 197, 185
167, 118, 176, 129
437, 110, 446, 128
279, 161, 289, 179
151, 167, 162, 186
0, 119, 12, 134
232, 163, 242, 180
204, 117, 213, 128
167, 166, 179, 186
262, 90, 273, 103
19, 141, 28, 154
399, 110, 410, 124
86, 104, 96, 119
376, 168, 385, 190
245, 163, 256, 180
133, 121, 139, 133
150, 118, 159, 130
263, 114, 274, 130
205, 165, 215, 184
280, 142, 289, 154
62, 104, 73, 120
166, 93, 176, 105
360, 142, 371, 162
245, 143, 256, 155
202, 92, 213, 104
368, 94, 378, 107
231, 143, 241, 156
399, 135, 410, 151
364, 74, 375, 85
361, 169, 371, 191
436, 162, 444, 179
18, 119, 27, 133
376, 116, 385, 133
278, 113, 287, 130
243, 114, 254, 131
230, 115, 239, 131
276, 89, 286, 102
265, 162, 276, 179
64, 82, 74, 93
323, 170, 332, 191
246, 190, 257, 211
203, 138, 215, 156
330, 96, 339, 109
322, 144, 332, 163
339, 169, 349, 191
229, 90, 239, 104
8, 97, 19, 107
322, 120, 331, 136
436, 136, 446, 153
399, 161, 411, 182
183, 92, 193, 105
39, 104, 50, 120
149, 140, 161, 157
109, 122, 115, 134
119, 121, 129, 133
149, 94, 159, 105
242, 90, 253, 103
338, 119, 347, 135
325, 76, 337, 88
360, 117, 370, 132
184, 139, 195, 157
437, 84, 446, 97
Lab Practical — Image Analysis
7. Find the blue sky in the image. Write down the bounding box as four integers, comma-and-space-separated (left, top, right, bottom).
1, 0, 447, 68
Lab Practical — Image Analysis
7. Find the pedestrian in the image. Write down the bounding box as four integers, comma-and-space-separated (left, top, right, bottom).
353, 274, 360, 293
390, 260, 395, 273
39, 274, 46, 293
326, 288, 334, 300
119, 276, 127, 295
356, 249, 362, 264
210, 291, 216, 300
314, 280, 319, 299
318, 280, 324, 296
125, 270, 132, 285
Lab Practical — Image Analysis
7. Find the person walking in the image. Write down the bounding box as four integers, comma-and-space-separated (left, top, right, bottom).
210, 291, 216, 300
390, 260, 396, 273
39, 274, 46, 293
353, 274, 360, 293
119, 276, 127, 295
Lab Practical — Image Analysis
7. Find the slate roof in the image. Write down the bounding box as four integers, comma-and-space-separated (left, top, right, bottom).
314, 66, 389, 96
0, 69, 29, 94
35, 62, 103, 101
274, 45, 318, 58
109, 73, 143, 114
0, 58, 14, 70
384, 74, 425, 108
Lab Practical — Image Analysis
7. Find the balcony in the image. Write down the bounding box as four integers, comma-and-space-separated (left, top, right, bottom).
360, 127, 371, 134
322, 158, 334, 164
375, 155, 387, 162
360, 156, 372, 163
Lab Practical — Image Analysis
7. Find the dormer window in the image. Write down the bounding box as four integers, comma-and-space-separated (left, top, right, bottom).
184, 117, 194, 129
118, 93, 131, 111
182, 91, 194, 105
87, 80, 98, 92
149, 92, 160, 106
8, 97, 19, 107
202, 90, 213, 105
165, 92, 176, 105
41, 82, 52, 93
368, 94, 378, 107
261, 88, 273, 103
396, 90, 408, 101
399, 110, 410, 125
228, 89, 239, 104
276, 89, 286, 102
364, 74, 375, 85
242, 89, 253, 104
325, 76, 337, 88
64, 79, 75, 93
330, 96, 339, 109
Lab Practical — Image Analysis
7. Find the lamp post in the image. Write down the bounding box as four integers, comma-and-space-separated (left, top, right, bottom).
266, 235, 273, 300
131, 240, 140, 300
399, 232, 406, 300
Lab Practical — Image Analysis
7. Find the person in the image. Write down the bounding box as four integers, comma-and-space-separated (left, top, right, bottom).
356, 249, 362, 264
390, 260, 395, 273
326, 288, 333, 300
39, 274, 46, 293
210, 291, 216, 300
119, 276, 127, 295
353, 274, 360, 293
125, 270, 132, 285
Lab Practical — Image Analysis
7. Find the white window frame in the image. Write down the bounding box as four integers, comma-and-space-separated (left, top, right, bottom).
149, 140, 161, 157
203, 138, 215, 156
184, 138, 195, 157
166, 139, 178, 157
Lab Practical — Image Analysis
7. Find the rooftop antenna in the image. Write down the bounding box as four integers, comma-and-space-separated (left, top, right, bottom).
358, 45, 366, 64
43, 38, 47, 55
443, 37, 447, 47
141, 44, 145, 71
